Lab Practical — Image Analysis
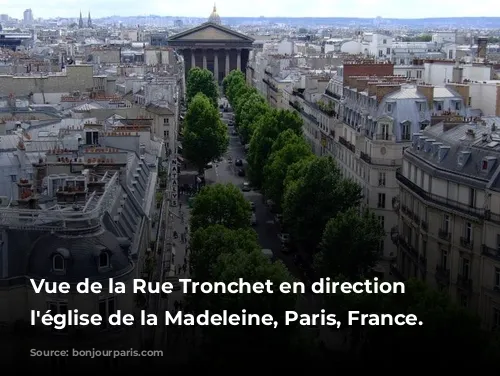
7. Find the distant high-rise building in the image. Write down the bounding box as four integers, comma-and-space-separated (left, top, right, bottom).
23, 9, 33, 24
79, 11, 84, 28
88, 12, 92, 28
0, 14, 8, 22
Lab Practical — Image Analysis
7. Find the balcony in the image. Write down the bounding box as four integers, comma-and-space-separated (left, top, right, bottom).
456, 274, 472, 290
435, 265, 450, 284
398, 235, 419, 259
459, 237, 473, 250
292, 90, 305, 100
325, 89, 341, 100
481, 245, 500, 261
396, 171, 485, 218
360, 151, 371, 163
289, 100, 302, 112
438, 229, 451, 241
338, 136, 355, 153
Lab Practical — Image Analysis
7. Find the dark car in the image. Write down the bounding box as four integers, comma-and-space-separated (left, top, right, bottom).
235, 159, 243, 166
237, 168, 246, 177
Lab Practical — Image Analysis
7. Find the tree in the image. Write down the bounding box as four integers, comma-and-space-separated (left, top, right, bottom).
182, 93, 228, 172
190, 248, 299, 365
186, 67, 219, 108
329, 278, 496, 368
222, 70, 245, 100
190, 183, 251, 233
314, 208, 384, 280
282, 156, 362, 251
263, 134, 313, 209
247, 110, 303, 188
189, 225, 260, 281
236, 93, 269, 144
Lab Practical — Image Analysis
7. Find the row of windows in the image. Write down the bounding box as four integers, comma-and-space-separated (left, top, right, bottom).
52, 252, 109, 272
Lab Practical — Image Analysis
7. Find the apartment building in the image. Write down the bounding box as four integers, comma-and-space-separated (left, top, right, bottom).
396, 116, 500, 330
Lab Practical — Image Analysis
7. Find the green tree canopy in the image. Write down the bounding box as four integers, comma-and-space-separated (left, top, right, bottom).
329, 278, 496, 367
282, 156, 363, 251
222, 70, 246, 100
189, 225, 260, 281
234, 93, 269, 144
186, 67, 219, 108
314, 208, 384, 279
191, 248, 299, 365
247, 110, 303, 188
190, 183, 251, 233
182, 93, 228, 172
263, 133, 313, 209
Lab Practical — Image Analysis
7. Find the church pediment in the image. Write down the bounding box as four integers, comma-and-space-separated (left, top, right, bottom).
168, 23, 253, 42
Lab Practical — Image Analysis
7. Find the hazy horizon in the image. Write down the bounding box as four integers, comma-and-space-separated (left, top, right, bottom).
4, 0, 499, 20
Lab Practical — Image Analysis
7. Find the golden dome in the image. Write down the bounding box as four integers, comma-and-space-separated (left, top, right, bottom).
208, 3, 221, 24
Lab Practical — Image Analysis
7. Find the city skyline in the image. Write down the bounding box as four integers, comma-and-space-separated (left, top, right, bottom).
1, 0, 500, 20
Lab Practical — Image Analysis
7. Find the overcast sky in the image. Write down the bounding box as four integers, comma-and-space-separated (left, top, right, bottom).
1, 0, 498, 19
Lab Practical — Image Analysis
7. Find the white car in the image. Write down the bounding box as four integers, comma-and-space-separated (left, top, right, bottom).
251, 213, 257, 226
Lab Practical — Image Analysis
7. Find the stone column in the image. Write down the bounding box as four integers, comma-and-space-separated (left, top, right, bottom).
225, 50, 230, 76
214, 51, 219, 82
236, 49, 241, 71
191, 49, 196, 68
202, 51, 207, 70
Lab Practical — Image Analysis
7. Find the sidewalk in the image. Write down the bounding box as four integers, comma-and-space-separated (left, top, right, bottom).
166, 193, 191, 312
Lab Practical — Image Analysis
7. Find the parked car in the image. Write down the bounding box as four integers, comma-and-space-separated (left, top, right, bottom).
242, 182, 251, 191
204, 162, 213, 169
237, 168, 245, 177
250, 213, 257, 226
249, 201, 256, 211
235, 159, 243, 166
278, 233, 290, 244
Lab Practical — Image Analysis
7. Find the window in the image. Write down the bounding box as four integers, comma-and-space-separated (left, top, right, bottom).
99, 252, 109, 268
406, 70, 411, 78
380, 123, 389, 139
482, 160, 488, 170
163, 117, 169, 124
493, 308, 500, 331
436, 102, 443, 111
386, 47, 391, 55
400, 58, 405, 64
417, 102, 425, 112
383, 39, 387, 44
441, 249, 448, 268
378, 50, 383, 57
378, 239, 384, 254
377, 193, 386, 208
461, 257, 470, 279
47, 301, 68, 332
10, 175, 16, 182
378, 215, 385, 230
468, 188, 475, 207
442, 214, 450, 232
99, 297, 117, 329
416, 70, 422, 79
378, 172, 386, 186
454, 101, 461, 111
495, 268, 500, 290
386, 104, 392, 112
464, 222, 473, 243
401, 122, 411, 140
52, 254, 65, 272
448, 50, 453, 59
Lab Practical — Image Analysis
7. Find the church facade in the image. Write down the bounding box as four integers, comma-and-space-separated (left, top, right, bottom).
167, 6, 254, 82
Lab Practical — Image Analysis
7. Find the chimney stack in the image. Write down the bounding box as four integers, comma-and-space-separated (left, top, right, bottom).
477, 37, 488, 59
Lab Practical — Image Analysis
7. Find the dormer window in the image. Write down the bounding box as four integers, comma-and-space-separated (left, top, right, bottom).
53, 254, 65, 272
435, 101, 443, 111
482, 160, 488, 170
454, 101, 461, 111
401, 121, 411, 141
386, 103, 393, 112
99, 252, 110, 268
417, 102, 425, 112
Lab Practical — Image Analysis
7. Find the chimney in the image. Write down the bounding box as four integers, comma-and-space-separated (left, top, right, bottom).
477, 37, 488, 59
375, 84, 401, 104
417, 84, 434, 107
452, 66, 463, 83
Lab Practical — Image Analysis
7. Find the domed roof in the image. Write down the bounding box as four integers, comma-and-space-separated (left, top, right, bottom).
208, 4, 221, 25
27, 229, 134, 283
